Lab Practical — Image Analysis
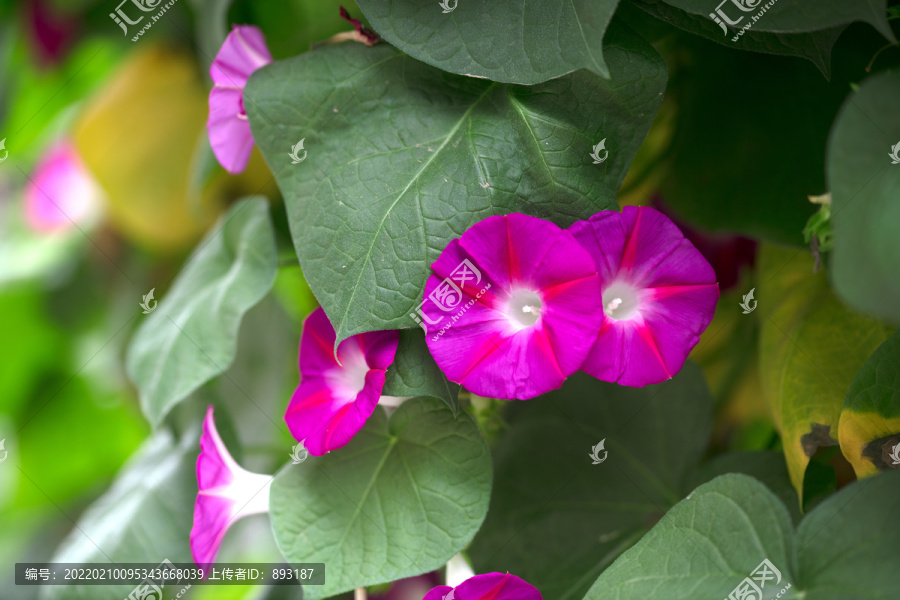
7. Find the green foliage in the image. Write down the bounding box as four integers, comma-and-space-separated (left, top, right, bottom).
757, 244, 891, 502
583, 471, 900, 599
245, 28, 665, 344
633, 0, 892, 76
839, 331, 900, 478
828, 69, 900, 327
469, 365, 713, 600
41, 428, 199, 600
382, 329, 460, 413
126, 198, 278, 426
269, 398, 492, 600
355, 0, 621, 83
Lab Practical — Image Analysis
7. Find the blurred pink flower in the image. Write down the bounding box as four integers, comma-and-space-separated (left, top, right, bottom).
191, 406, 272, 565
207, 25, 272, 174
421, 213, 604, 400
26, 0, 81, 66
652, 197, 756, 291
423, 572, 542, 600
25, 140, 102, 232
570, 206, 719, 387
284, 307, 399, 456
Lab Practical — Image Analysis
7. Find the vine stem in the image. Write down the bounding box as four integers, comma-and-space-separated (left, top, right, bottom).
354, 588, 368, 600
866, 41, 900, 72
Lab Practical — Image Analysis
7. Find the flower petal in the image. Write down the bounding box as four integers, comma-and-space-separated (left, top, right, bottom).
424, 214, 603, 399
571, 206, 719, 387
207, 87, 255, 174
285, 308, 399, 455
191, 406, 272, 565
424, 572, 542, 600
209, 25, 273, 88
207, 25, 272, 174
25, 140, 101, 232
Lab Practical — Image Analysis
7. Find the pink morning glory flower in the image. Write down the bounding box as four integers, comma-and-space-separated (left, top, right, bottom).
25, 140, 102, 232
420, 213, 605, 400
207, 25, 272, 174
423, 572, 542, 600
569, 206, 719, 387
284, 307, 399, 456
191, 406, 272, 565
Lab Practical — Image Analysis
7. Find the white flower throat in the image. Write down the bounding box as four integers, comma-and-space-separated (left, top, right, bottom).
507, 289, 543, 327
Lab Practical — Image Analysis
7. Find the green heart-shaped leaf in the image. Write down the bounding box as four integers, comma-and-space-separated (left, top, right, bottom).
245, 27, 666, 344
382, 329, 460, 414
757, 244, 891, 503
355, 0, 620, 83
468, 364, 713, 600
583, 471, 900, 599
269, 397, 492, 599
828, 69, 900, 327
126, 198, 278, 426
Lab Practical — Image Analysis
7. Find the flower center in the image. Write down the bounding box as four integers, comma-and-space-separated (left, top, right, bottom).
506, 289, 543, 327
329, 341, 370, 399
603, 281, 640, 320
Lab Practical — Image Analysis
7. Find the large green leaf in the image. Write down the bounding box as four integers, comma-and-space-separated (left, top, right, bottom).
245, 27, 666, 344
655, 0, 891, 38
839, 331, 900, 479
828, 69, 900, 326
583, 471, 900, 600
40, 428, 198, 600
382, 329, 460, 414
126, 198, 278, 426
269, 397, 492, 600
690, 450, 802, 524
757, 245, 891, 503
468, 364, 713, 600
355, 0, 620, 83
633, 0, 848, 76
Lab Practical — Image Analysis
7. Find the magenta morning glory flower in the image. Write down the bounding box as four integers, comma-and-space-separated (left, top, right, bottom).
25, 140, 102, 232
569, 206, 719, 387
191, 406, 272, 565
420, 213, 605, 400
207, 25, 272, 174
284, 307, 399, 456
423, 572, 542, 600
